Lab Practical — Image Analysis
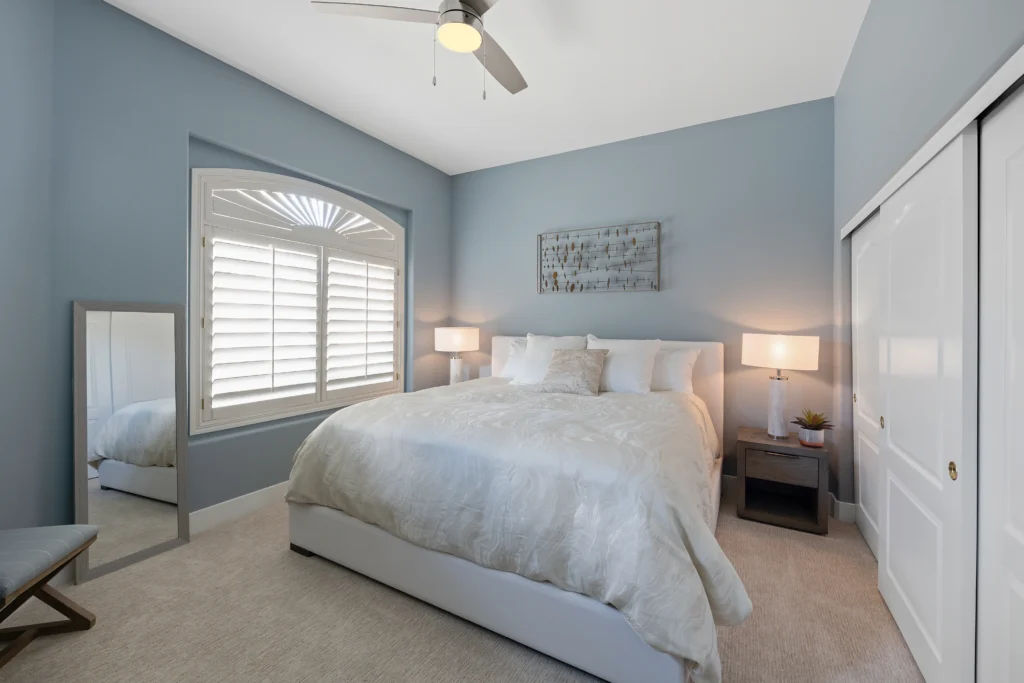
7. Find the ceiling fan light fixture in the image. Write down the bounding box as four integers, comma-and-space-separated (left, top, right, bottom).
436, 5, 482, 53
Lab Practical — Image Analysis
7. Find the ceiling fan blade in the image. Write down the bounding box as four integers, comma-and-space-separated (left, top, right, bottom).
311, 2, 437, 23
462, 0, 499, 17
476, 30, 527, 94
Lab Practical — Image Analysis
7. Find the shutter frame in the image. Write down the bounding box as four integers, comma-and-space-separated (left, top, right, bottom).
189, 169, 405, 435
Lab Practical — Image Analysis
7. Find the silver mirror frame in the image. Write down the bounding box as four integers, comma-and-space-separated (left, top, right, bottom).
72, 301, 190, 583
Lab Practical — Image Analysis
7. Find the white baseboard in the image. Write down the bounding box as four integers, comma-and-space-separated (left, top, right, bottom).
830, 494, 857, 523
189, 481, 288, 536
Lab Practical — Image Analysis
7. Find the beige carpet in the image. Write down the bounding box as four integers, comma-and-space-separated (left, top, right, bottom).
86, 478, 179, 568
6, 493, 921, 683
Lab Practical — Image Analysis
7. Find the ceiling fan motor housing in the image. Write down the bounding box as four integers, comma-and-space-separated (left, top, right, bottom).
438, 0, 483, 45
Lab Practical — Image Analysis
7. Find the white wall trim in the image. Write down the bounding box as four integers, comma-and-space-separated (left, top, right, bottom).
830, 494, 857, 523
839, 41, 1024, 239
189, 481, 288, 535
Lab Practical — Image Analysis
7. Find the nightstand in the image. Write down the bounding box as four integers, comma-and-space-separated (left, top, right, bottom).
736, 426, 829, 534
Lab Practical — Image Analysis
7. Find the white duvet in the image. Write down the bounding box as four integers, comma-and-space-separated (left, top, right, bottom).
287, 378, 751, 682
89, 398, 176, 468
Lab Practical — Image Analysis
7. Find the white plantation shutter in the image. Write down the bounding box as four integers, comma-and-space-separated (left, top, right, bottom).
325, 249, 398, 398
191, 169, 405, 434
205, 227, 320, 421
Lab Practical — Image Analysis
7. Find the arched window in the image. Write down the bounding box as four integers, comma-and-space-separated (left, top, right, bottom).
189, 169, 405, 434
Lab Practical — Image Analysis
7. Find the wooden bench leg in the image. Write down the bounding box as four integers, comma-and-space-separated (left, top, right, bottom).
0, 585, 95, 670
0, 627, 39, 669
0, 586, 94, 643
35, 585, 95, 631
0, 536, 96, 670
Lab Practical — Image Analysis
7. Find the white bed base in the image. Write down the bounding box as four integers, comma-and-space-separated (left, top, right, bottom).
289, 338, 726, 683
97, 459, 178, 504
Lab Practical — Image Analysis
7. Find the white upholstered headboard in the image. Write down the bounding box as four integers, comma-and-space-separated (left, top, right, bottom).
490, 337, 725, 448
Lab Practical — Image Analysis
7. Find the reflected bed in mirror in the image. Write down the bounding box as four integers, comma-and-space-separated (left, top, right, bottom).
73, 302, 188, 582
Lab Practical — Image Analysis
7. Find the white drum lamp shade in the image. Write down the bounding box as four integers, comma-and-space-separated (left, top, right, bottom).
742, 334, 819, 439
435, 327, 479, 385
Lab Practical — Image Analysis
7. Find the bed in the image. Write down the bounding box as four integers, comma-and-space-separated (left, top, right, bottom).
89, 398, 178, 504
287, 338, 749, 683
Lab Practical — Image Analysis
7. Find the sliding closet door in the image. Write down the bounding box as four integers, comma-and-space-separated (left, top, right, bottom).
877, 127, 978, 683
978, 86, 1024, 683
851, 212, 886, 558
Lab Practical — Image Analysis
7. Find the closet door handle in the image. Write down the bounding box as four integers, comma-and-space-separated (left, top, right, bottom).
880, 415, 885, 429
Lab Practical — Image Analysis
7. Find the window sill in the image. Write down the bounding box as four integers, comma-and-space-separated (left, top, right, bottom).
189, 387, 401, 436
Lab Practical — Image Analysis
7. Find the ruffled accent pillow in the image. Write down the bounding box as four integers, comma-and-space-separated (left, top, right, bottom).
537, 349, 609, 396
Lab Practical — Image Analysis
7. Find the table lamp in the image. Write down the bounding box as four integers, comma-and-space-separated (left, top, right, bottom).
435, 327, 479, 385
741, 333, 819, 439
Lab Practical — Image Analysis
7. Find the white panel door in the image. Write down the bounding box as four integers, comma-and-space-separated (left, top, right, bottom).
852, 211, 887, 558
978, 85, 1024, 683
877, 127, 978, 683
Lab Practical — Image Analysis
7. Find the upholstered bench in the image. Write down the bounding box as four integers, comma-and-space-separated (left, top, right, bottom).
0, 525, 98, 669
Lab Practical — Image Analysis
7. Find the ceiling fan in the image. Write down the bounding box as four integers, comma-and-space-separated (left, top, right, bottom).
312, 0, 527, 95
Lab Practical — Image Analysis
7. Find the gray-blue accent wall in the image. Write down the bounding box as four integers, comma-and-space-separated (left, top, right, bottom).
1, 0, 57, 529
830, 0, 1024, 504
834, 0, 1024, 230
452, 99, 837, 478
1, 0, 453, 527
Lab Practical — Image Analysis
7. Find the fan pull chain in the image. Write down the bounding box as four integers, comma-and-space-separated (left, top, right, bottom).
482, 39, 487, 100
432, 24, 438, 87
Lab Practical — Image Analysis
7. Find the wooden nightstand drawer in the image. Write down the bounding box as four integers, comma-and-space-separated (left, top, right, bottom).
736, 427, 830, 534
745, 449, 819, 488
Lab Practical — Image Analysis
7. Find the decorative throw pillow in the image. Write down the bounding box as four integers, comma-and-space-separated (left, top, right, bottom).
511, 334, 588, 385
536, 349, 609, 396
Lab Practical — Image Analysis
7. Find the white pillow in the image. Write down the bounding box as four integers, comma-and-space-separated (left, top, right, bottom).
511, 334, 587, 385
497, 338, 527, 379
650, 348, 702, 393
586, 335, 662, 393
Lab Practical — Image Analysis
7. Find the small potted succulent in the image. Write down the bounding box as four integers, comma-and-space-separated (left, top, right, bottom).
792, 410, 833, 448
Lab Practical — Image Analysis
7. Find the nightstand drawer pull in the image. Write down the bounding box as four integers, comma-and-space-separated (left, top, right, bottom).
764, 451, 800, 459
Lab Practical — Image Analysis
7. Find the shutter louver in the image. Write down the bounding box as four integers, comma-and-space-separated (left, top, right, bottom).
208, 227, 319, 417
325, 250, 397, 395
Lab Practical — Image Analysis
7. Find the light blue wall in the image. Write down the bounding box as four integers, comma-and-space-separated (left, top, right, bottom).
42, 0, 452, 516
452, 99, 837, 476
0, 0, 57, 528
830, 0, 1024, 502
834, 0, 1024, 229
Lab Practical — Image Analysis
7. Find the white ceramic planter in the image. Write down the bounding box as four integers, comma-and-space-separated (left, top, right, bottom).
798, 428, 826, 448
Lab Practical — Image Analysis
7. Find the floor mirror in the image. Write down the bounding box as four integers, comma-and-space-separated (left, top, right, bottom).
72, 301, 189, 583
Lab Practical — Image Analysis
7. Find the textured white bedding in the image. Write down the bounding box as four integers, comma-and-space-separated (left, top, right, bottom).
286, 378, 751, 682
89, 398, 176, 469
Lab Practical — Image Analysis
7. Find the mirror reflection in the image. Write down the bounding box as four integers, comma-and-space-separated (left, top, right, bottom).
85, 310, 178, 568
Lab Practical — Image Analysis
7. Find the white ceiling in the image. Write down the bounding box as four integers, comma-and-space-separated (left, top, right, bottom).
105, 0, 870, 175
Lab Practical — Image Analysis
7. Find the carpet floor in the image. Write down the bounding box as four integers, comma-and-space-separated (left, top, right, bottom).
5, 492, 922, 683
86, 478, 179, 568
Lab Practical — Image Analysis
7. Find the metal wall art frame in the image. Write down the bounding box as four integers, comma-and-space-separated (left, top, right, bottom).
72, 301, 190, 583
537, 221, 660, 294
